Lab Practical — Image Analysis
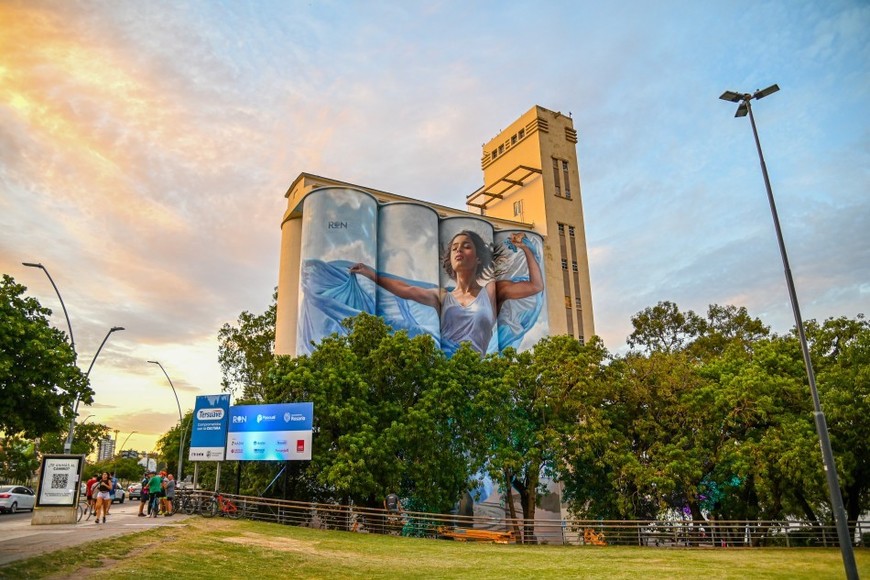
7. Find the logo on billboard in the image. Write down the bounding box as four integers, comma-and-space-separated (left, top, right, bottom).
197, 408, 225, 421
256, 414, 276, 423
233, 415, 247, 424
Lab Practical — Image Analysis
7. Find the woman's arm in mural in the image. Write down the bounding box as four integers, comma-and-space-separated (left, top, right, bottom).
349, 263, 441, 310
496, 233, 545, 304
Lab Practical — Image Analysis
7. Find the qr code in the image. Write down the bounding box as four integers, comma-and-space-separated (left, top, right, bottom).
51, 473, 69, 489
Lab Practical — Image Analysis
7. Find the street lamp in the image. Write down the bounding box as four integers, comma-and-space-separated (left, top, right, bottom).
719, 85, 858, 580
22, 262, 124, 454
147, 361, 186, 481
22, 263, 75, 355
119, 431, 137, 451
63, 326, 125, 453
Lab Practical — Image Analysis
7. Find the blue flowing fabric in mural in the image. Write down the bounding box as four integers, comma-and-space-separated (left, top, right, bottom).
496, 235, 545, 351
298, 259, 375, 354
374, 273, 441, 343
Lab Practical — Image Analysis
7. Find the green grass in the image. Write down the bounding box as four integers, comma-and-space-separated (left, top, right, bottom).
2, 517, 867, 579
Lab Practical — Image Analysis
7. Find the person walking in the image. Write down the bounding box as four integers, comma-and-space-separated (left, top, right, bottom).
85, 474, 98, 516
93, 472, 112, 524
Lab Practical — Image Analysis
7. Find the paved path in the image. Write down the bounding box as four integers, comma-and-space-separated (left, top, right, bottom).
0, 501, 189, 566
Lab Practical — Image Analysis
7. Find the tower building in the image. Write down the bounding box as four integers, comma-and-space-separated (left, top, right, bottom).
274, 105, 594, 357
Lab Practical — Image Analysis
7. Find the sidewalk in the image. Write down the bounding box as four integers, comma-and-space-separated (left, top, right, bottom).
0, 501, 189, 566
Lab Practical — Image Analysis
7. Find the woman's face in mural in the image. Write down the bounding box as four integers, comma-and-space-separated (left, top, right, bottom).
450, 234, 480, 275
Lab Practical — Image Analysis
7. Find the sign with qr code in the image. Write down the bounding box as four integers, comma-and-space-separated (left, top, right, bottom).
36, 455, 84, 507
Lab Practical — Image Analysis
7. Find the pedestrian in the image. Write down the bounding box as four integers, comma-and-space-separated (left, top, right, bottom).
163, 473, 176, 516
147, 470, 164, 518
94, 472, 112, 524
85, 474, 98, 516
106, 471, 118, 515
138, 471, 151, 517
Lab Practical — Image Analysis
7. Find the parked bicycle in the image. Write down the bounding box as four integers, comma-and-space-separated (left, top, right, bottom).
76, 499, 94, 522
200, 492, 242, 519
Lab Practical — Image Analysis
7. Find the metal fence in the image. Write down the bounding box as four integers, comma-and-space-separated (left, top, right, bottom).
176, 490, 869, 548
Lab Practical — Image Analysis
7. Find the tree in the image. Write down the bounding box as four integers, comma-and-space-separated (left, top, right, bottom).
0, 435, 39, 483
155, 410, 193, 479
0, 274, 90, 438
806, 315, 870, 524
39, 422, 112, 457
478, 335, 610, 541
627, 301, 706, 354
267, 314, 477, 514
218, 289, 276, 400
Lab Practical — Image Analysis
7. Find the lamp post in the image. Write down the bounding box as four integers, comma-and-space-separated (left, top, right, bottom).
720, 85, 858, 579
147, 361, 186, 481
22, 262, 124, 454
22, 263, 75, 355
63, 326, 125, 453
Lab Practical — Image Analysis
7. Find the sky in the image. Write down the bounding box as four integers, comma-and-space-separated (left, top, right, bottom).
1, 0, 868, 454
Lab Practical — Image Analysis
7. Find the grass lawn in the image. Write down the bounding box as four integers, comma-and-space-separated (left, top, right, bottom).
2, 517, 867, 579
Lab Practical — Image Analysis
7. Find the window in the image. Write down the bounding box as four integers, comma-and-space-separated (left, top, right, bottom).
572, 261, 578, 272
552, 159, 561, 197
564, 295, 572, 309
558, 223, 565, 235
491, 151, 497, 161
518, 128, 525, 139
568, 225, 575, 237
563, 161, 571, 199
561, 259, 568, 270
575, 297, 582, 309
513, 200, 523, 217
498, 144, 504, 155
511, 134, 517, 145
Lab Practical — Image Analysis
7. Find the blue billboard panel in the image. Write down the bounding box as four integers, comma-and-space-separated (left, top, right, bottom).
188, 394, 231, 462
226, 402, 313, 461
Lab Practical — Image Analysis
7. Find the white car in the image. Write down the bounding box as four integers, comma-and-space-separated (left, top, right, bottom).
0, 485, 35, 513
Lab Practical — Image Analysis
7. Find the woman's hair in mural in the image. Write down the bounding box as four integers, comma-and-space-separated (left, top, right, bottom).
440, 230, 505, 282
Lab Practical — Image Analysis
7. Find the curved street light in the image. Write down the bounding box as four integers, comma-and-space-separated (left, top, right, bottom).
719, 85, 858, 580
64, 326, 125, 453
22, 262, 76, 355
147, 361, 186, 481
118, 431, 137, 454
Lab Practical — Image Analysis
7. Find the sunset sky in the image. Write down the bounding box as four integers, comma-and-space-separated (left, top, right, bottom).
2, 0, 867, 454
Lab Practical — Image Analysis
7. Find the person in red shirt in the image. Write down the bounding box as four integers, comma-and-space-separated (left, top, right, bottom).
85, 475, 98, 516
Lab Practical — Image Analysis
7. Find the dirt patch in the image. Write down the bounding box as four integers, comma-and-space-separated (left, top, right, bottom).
222, 533, 320, 554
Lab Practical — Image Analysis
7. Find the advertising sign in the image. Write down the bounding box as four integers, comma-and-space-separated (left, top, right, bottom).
226, 402, 313, 461
35, 455, 83, 507
188, 394, 231, 462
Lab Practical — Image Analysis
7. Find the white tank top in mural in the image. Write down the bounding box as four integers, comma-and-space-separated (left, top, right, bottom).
440, 284, 497, 355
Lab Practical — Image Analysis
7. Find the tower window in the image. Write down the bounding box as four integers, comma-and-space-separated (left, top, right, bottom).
561, 259, 568, 270
563, 160, 572, 199
568, 225, 575, 237
552, 158, 561, 197
513, 200, 523, 217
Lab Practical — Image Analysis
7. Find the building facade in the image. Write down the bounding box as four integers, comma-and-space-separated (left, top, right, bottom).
274, 105, 594, 357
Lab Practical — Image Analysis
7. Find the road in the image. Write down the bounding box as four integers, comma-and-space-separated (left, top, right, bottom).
0, 499, 189, 566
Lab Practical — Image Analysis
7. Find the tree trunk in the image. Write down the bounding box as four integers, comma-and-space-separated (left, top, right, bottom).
503, 471, 521, 538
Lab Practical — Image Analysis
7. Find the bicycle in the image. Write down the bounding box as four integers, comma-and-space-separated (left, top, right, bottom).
76, 499, 94, 522
200, 493, 241, 519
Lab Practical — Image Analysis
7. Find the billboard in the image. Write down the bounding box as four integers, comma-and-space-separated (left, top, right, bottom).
188, 394, 231, 462
35, 455, 83, 507
295, 187, 548, 358
226, 402, 314, 461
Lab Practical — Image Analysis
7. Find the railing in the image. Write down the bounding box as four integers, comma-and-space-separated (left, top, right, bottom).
174, 491, 869, 548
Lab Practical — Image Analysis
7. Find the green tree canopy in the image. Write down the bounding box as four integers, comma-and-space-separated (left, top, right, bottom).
0, 274, 90, 438
218, 289, 276, 401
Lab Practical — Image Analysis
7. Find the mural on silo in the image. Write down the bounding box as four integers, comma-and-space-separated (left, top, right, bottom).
297, 188, 378, 355
351, 203, 441, 346
438, 218, 498, 357
494, 230, 548, 352
296, 188, 547, 358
